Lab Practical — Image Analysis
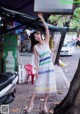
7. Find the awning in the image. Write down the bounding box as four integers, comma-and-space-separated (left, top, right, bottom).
0, 0, 69, 33
0, 0, 35, 17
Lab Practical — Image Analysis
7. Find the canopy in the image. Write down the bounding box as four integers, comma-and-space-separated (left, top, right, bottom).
0, 0, 35, 17
0, 0, 69, 33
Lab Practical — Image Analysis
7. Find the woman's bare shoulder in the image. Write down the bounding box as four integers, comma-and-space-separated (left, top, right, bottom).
33, 44, 39, 52
34, 44, 38, 48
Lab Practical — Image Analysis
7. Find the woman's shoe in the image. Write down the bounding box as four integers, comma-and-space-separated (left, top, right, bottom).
43, 105, 48, 113
23, 103, 34, 112
23, 106, 28, 111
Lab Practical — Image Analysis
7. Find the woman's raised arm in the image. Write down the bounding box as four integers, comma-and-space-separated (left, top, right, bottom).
38, 13, 49, 44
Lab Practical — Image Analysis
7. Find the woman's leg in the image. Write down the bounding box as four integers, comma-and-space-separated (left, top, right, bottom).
43, 93, 49, 112
30, 93, 36, 105
24, 93, 36, 112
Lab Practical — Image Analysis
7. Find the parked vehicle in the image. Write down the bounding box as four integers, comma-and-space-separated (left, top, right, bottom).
0, 72, 18, 105
60, 41, 74, 56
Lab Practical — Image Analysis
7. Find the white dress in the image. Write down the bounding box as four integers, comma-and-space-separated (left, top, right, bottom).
33, 43, 57, 94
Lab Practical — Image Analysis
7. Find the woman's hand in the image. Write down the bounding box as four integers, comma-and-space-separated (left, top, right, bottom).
38, 13, 43, 19
38, 13, 49, 44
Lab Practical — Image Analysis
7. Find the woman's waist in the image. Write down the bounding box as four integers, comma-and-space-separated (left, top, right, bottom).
39, 55, 52, 62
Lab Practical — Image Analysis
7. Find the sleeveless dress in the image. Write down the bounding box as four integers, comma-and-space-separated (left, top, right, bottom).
33, 43, 57, 94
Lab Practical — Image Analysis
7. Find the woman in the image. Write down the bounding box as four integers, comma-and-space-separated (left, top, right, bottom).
23, 13, 57, 113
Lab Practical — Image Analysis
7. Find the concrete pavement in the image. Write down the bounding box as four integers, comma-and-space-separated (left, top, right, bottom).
9, 65, 69, 114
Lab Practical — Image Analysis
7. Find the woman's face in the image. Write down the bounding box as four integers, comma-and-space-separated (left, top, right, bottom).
34, 32, 42, 42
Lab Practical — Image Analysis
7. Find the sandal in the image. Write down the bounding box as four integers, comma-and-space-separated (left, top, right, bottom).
23, 106, 28, 111
23, 103, 34, 112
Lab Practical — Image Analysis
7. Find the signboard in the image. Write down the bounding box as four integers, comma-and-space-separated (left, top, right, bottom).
34, 0, 73, 14
3, 34, 17, 73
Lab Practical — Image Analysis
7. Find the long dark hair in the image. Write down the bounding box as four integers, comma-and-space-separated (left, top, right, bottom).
30, 31, 41, 51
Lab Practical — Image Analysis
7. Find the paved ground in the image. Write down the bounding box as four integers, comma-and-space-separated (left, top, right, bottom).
61, 47, 80, 82
1, 47, 79, 114
9, 65, 69, 114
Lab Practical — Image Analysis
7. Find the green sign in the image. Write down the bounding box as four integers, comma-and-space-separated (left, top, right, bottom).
60, 0, 80, 4
3, 34, 17, 73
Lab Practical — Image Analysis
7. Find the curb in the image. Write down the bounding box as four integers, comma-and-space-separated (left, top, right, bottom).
58, 66, 70, 89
